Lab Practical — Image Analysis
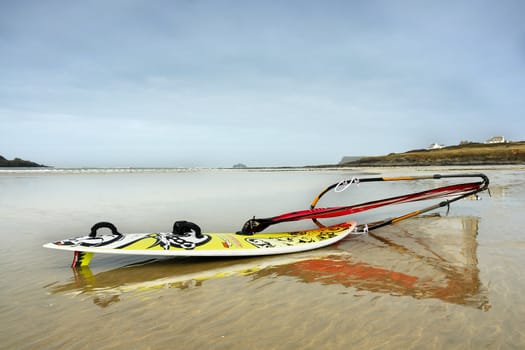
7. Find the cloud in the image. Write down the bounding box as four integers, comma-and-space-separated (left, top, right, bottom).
1, 1, 524, 166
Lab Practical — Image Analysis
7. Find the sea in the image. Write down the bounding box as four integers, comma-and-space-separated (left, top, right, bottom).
1, 166, 524, 349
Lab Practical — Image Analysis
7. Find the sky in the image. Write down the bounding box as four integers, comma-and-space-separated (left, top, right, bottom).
1, 0, 524, 167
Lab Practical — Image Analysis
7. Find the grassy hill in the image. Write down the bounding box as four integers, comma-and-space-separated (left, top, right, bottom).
341, 142, 525, 167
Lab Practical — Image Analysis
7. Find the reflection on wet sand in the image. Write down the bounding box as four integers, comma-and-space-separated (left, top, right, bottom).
257, 217, 489, 310
49, 216, 489, 310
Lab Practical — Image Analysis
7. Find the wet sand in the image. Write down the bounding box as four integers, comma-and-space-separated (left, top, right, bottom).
1, 167, 524, 349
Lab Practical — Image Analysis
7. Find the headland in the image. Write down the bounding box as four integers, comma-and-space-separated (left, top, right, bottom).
339, 141, 525, 167
0, 155, 46, 167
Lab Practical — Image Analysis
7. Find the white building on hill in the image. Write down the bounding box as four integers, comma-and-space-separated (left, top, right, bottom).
486, 136, 506, 144
428, 143, 445, 150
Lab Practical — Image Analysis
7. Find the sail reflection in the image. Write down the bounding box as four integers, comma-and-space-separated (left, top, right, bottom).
48, 216, 489, 310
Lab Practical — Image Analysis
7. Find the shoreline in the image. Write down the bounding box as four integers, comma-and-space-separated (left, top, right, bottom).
1, 164, 524, 176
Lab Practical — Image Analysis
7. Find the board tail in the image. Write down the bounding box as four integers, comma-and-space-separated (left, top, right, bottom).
72, 251, 94, 268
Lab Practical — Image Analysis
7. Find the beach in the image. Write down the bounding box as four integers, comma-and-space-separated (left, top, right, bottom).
1, 166, 524, 349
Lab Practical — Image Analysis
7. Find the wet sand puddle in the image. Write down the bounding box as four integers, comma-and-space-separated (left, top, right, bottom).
2, 168, 525, 349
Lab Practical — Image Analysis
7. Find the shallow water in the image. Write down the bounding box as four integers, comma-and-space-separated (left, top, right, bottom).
1, 167, 524, 349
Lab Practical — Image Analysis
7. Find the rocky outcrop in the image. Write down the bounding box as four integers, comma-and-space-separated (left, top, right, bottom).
0, 155, 46, 167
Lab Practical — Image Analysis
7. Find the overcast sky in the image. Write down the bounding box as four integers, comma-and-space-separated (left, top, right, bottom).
1, 0, 524, 167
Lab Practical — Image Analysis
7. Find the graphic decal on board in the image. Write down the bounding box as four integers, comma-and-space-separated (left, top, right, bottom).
54, 234, 124, 247
133, 232, 211, 250
246, 231, 338, 249
54, 231, 211, 251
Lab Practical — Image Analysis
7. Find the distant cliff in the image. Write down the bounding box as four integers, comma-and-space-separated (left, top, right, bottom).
0, 155, 46, 167
340, 142, 525, 167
